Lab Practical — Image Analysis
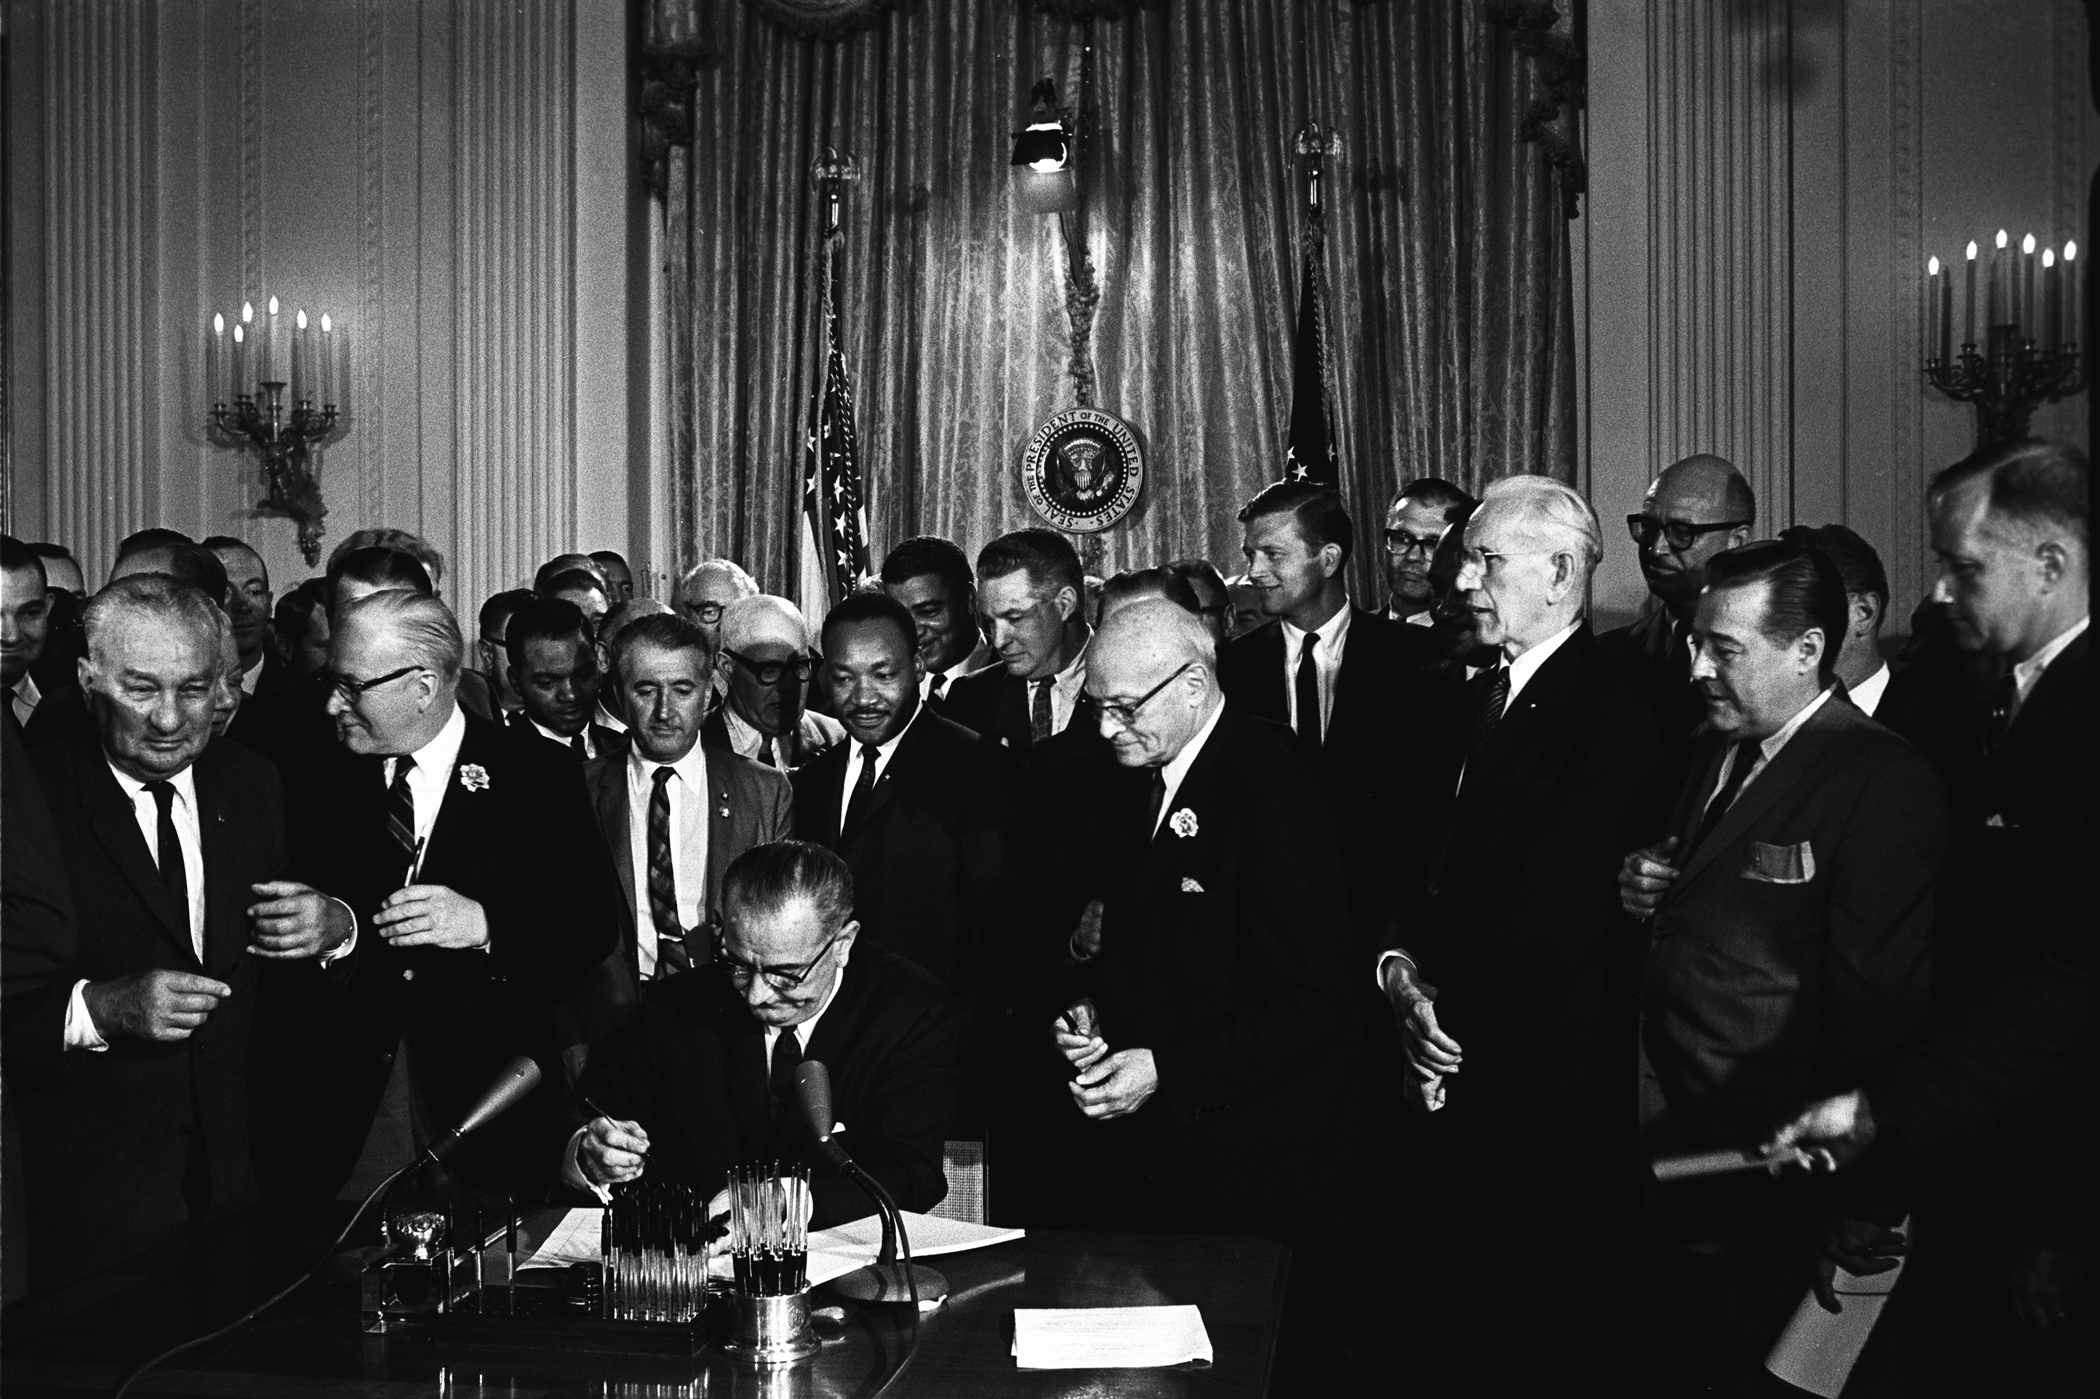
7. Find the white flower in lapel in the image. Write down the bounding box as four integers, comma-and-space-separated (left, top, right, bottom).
1169, 807, 1199, 839
458, 763, 492, 793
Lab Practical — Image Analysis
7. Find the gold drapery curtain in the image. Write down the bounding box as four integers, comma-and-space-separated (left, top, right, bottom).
653, 0, 1577, 599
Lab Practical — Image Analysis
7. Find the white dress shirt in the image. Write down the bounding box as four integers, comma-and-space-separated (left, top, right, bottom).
626, 741, 710, 979
385, 704, 470, 865
1698, 686, 1836, 825
1847, 663, 1890, 718
1027, 639, 1091, 737
837, 708, 917, 837
65, 762, 208, 1052
529, 716, 602, 759
1151, 698, 1227, 836
1385, 604, 1433, 628
9, 671, 41, 729
1279, 604, 1352, 737
921, 641, 999, 705
238, 652, 266, 695
2010, 615, 2088, 713
595, 699, 629, 734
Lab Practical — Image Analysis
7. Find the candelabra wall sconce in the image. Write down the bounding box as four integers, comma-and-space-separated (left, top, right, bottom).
1924, 230, 2083, 447
204, 296, 348, 564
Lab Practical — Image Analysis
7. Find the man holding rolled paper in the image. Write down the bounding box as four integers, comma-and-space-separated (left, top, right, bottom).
566, 841, 961, 1229
1622, 537, 1946, 1394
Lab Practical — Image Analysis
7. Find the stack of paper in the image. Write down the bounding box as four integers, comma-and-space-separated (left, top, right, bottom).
1012, 1305, 1214, 1370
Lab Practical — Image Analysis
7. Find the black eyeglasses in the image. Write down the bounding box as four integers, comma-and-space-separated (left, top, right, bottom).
1087, 662, 1193, 728
325, 664, 425, 702
722, 649, 815, 686
1383, 528, 1444, 557
683, 601, 728, 624
713, 928, 846, 992
1626, 515, 1749, 552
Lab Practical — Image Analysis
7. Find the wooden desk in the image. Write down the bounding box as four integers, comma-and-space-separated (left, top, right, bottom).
2, 1216, 1285, 1397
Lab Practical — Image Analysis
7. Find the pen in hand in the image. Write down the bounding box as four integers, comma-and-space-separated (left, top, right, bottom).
582, 1095, 648, 1160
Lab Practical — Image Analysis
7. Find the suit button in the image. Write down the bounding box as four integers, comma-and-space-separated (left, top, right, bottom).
402, 969, 416, 982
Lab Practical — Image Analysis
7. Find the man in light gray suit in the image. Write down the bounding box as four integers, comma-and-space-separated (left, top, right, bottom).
556, 614, 791, 1080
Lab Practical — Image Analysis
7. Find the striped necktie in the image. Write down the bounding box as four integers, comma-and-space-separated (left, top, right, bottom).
647, 767, 691, 975
385, 755, 418, 881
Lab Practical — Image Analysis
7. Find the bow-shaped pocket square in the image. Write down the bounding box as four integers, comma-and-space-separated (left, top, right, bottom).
1180, 877, 1205, 894
1741, 840, 1815, 885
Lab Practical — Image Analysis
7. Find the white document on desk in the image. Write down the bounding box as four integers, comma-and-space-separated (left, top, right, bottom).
1765, 1215, 1911, 1398
520, 1207, 603, 1270
1012, 1305, 1214, 1370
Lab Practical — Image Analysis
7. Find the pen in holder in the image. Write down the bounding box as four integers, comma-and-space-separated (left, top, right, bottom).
604, 1177, 710, 1323
721, 1161, 817, 1367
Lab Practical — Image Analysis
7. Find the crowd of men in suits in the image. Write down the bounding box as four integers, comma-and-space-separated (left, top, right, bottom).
0, 435, 2086, 1396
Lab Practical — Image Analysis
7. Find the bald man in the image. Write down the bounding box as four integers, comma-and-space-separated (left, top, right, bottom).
1053, 600, 1358, 1380
1600, 454, 1756, 754
701, 595, 844, 772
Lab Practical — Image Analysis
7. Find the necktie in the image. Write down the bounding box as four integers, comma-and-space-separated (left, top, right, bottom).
145, 781, 191, 955
1468, 664, 1510, 759
758, 735, 777, 769
1144, 769, 1168, 835
647, 767, 690, 976
841, 743, 882, 841
768, 1027, 802, 1120
1030, 679, 1054, 744
1294, 633, 1322, 754
930, 672, 948, 702
571, 732, 588, 758
385, 755, 418, 881
1691, 739, 1761, 851
1986, 669, 2019, 754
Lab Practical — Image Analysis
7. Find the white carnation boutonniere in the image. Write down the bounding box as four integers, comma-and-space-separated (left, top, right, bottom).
1169, 807, 1199, 839
458, 763, 492, 793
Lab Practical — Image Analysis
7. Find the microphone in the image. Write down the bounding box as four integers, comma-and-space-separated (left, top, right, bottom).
423, 1056, 543, 1164
791, 1060, 947, 1308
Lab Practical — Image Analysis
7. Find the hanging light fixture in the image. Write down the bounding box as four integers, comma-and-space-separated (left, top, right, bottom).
1011, 77, 1077, 211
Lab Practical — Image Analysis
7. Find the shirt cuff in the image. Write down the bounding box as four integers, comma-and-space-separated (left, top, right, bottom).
562, 1125, 613, 1201
319, 899, 359, 965
65, 979, 109, 1051
1374, 948, 1418, 993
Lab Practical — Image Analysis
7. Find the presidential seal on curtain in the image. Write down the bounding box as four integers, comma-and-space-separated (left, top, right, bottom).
1021, 407, 1143, 533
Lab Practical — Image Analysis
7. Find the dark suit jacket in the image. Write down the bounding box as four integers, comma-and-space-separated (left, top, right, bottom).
505, 707, 629, 764
559, 743, 792, 1073
270, 712, 624, 1197
941, 664, 1101, 752
1641, 695, 1946, 1156
17, 731, 285, 1290
574, 943, 961, 1228
1083, 704, 1359, 1242
1216, 608, 1440, 956
1396, 625, 1671, 1170
1598, 606, 1709, 769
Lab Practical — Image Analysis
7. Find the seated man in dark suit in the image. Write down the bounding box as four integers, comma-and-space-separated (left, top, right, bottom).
567, 841, 960, 1228
701, 595, 845, 772
503, 595, 625, 761
1217, 479, 1437, 964
560, 613, 791, 1078
879, 535, 999, 711
943, 529, 1095, 751
8, 576, 350, 1292
1599, 453, 1756, 763
1620, 538, 1946, 1395
260, 589, 623, 1206
793, 592, 1016, 1127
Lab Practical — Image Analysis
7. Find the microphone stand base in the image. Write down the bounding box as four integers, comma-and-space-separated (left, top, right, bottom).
829, 1263, 948, 1308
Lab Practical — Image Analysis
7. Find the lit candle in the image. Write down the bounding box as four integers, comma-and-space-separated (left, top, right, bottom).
265, 295, 281, 385
1964, 242, 1978, 346
320, 313, 334, 408
2021, 234, 2037, 340
2066, 241, 2080, 347
292, 309, 309, 402
239, 302, 254, 395
2042, 248, 2061, 352
1926, 257, 1941, 364
209, 312, 225, 405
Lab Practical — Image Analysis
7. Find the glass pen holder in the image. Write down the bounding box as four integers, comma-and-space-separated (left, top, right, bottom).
603, 1176, 714, 1323
721, 1161, 818, 1367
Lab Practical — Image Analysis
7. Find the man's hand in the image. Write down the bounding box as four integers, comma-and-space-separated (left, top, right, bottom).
1762, 1090, 1877, 1172
1054, 999, 1109, 1072
1812, 1216, 1909, 1313
81, 970, 232, 1043
2008, 1246, 2086, 1332
375, 884, 490, 950
1069, 1048, 1159, 1120
1381, 960, 1462, 1079
1619, 837, 1682, 919
579, 1115, 651, 1186
1068, 900, 1105, 962
246, 881, 353, 960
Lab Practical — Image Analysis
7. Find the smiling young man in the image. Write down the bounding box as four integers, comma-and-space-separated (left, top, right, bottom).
502, 596, 625, 761
879, 535, 999, 710
567, 840, 960, 1229
1618, 537, 1946, 1396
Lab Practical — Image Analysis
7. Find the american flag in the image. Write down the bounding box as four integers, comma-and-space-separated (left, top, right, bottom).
797, 296, 872, 620
1283, 219, 1339, 489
